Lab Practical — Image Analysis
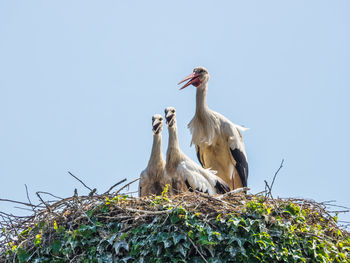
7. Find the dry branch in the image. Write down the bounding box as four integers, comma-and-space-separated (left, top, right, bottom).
68, 171, 93, 192
217, 187, 250, 200
188, 237, 209, 263
265, 159, 284, 198
116, 177, 140, 194
104, 178, 127, 194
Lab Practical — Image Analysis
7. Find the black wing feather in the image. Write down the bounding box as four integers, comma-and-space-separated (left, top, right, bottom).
195, 145, 204, 167
185, 179, 194, 192
185, 179, 210, 194
230, 148, 248, 187
215, 180, 230, 194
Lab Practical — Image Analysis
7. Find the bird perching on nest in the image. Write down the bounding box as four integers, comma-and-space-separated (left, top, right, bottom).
164, 107, 230, 196
178, 67, 249, 190
139, 114, 166, 197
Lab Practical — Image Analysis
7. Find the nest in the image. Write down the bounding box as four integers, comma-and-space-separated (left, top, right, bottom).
0, 176, 349, 261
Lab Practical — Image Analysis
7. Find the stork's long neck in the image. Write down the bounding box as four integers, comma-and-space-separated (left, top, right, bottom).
148, 133, 163, 165
191, 82, 219, 145
166, 123, 183, 164
167, 125, 180, 151
195, 84, 210, 116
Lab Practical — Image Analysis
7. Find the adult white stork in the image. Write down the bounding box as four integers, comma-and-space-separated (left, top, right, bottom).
178, 67, 249, 190
164, 107, 230, 196
139, 114, 166, 197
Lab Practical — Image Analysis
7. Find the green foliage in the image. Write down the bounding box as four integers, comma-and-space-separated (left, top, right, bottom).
2, 196, 350, 263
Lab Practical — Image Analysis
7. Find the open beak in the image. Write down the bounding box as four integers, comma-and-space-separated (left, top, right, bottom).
165, 111, 175, 126
178, 72, 200, 90
152, 119, 161, 134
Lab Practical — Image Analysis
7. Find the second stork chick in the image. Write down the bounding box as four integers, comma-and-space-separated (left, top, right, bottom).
139, 114, 166, 197
164, 107, 230, 196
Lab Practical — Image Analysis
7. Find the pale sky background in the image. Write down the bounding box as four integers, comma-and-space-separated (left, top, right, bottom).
1, 1, 349, 224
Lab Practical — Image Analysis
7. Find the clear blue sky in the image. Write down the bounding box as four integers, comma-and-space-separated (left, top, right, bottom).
1, 1, 349, 223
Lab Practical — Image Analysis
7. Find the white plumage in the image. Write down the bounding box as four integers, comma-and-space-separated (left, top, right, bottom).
164, 107, 230, 195
178, 67, 249, 190
177, 161, 224, 196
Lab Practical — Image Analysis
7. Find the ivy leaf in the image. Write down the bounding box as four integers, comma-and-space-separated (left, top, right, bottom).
192, 256, 206, 263
86, 209, 94, 218
17, 248, 30, 263
209, 258, 226, 263
66, 237, 80, 250
107, 233, 118, 245
114, 240, 129, 254
163, 238, 172, 248
51, 240, 61, 254
90, 246, 97, 255
228, 236, 243, 247
173, 233, 186, 245
33, 257, 52, 263
97, 240, 109, 254
175, 244, 187, 258
226, 246, 239, 257
121, 256, 133, 263
156, 245, 162, 257
97, 253, 113, 263
170, 214, 180, 224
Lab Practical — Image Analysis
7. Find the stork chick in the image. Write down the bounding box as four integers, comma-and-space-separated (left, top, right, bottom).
178, 67, 249, 190
164, 107, 230, 196
139, 114, 166, 197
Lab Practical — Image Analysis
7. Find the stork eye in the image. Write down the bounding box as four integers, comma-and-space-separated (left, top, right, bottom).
198, 69, 204, 74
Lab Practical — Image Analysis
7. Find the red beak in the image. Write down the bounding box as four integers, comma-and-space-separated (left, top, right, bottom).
178, 72, 200, 90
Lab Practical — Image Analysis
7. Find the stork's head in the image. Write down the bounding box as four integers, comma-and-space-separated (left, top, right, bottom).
178, 66, 210, 90
152, 114, 163, 135
164, 107, 176, 127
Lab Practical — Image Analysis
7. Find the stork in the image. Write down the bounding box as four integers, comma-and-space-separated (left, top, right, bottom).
178, 67, 249, 190
139, 114, 166, 197
164, 107, 230, 196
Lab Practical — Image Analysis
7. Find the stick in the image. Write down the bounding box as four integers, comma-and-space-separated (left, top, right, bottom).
36, 191, 64, 200
217, 187, 250, 200
255, 190, 267, 195
116, 178, 140, 194
36, 192, 52, 212
197, 192, 235, 209
24, 184, 34, 210
188, 237, 208, 263
104, 178, 127, 194
328, 210, 350, 214
323, 203, 350, 210
119, 191, 139, 196
321, 200, 337, 204
0, 211, 33, 219
116, 205, 174, 215
265, 159, 284, 198
264, 180, 273, 199
269, 159, 284, 193
88, 188, 97, 197
0, 198, 37, 208
68, 171, 93, 192
14, 207, 35, 212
